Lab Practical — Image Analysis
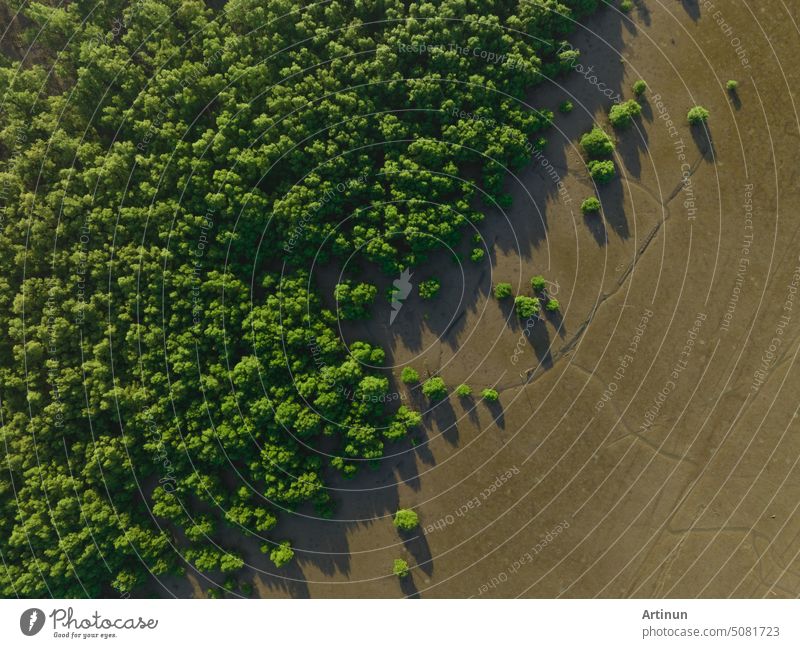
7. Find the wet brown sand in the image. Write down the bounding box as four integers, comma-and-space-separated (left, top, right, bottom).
173, 1, 800, 598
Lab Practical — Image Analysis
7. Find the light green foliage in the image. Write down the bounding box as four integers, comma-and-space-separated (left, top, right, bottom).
335, 281, 377, 319
726, 79, 739, 92
481, 388, 500, 402
515, 296, 541, 319
393, 559, 410, 578
494, 282, 513, 299
385, 405, 423, 441
608, 99, 642, 128
688, 105, 711, 125
581, 197, 602, 214
580, 126, 615, 158
419, 279, 441, 299
269, 541, 295, 568
394, 509, 420, 532
401, 366, 420, 384
422, 377, 448, 401
530, 275, 547, 292
588, 159, 617, 184
546, 298, 561, 312
620, 0, 634, 12
455, 384, 473, 397
471, 248, 486, 263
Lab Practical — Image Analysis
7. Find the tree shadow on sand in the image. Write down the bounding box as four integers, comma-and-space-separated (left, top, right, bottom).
691, 122, 716, 162
400, 574, 420, 598
426, 397, 459, 446
488, 5, 630, 259
481, 397, 506, 430
616, 116, 650, 179
598, 179, 631, 240
224, 5, 633, 599
583, 210, 607, 246
680, 0, 701, 22
402, 530, 434, 577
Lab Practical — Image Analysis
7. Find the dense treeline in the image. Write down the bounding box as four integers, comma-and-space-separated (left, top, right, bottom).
0, 0, 599, 596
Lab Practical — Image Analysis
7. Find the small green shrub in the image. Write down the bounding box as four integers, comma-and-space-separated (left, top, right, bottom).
588, 159, 616, 184
580, 126, 615, 158
269, 541, 294, 568
422, 376, 447, 401
393, 508, 420, 531
687, 105, 710, 125
515, 295, 541, 319
419, 278, 440, 299
726, 79, 738, 92
581, 197, 602, 214
608, 99, 642, 128
455, 383, 473, 397
481, 388, 499, 402
546, 298, 560, 312
401, 366, 420, 384
470, 247, 485, 263
620, 0, 633, 12
530, 275, 547, 292
334, 281, 377, 319
494, 282, 513, 299
385, 406, 423, 441
632, 79, 647, 96
559, 100, 573, 113
393, 558, 409, 578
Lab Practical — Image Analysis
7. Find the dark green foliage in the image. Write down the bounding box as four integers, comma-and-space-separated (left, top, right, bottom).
588, 159, 617, 184
515, 296, 541, 319
422, 377, 448, 402
559, 100, 574, 113
581, 197, 602, 214
608, 99, 642, 128
335, 281, 378, 319
632, 79, 648, 96
0, 0, 602, 597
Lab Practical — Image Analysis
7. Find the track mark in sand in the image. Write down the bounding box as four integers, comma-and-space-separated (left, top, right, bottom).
606, 430, 700, 468
662, 151, 706, 207
519, 169, 685, 385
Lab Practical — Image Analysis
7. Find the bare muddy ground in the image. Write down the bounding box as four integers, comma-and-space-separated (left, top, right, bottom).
165, 0, 800, 598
